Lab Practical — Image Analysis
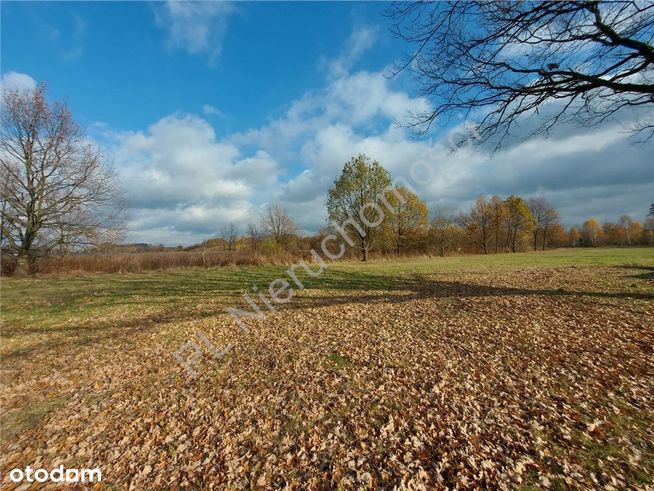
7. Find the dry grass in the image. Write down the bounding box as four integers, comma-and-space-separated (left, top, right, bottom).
25, 249, 303, 275
1, 249, 653, 489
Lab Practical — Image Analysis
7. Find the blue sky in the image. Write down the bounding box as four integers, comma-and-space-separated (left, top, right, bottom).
2, 1, 653, 245
2, 2, 404, 132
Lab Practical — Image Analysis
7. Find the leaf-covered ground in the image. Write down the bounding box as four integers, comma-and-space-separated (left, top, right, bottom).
1, 249, 653, 489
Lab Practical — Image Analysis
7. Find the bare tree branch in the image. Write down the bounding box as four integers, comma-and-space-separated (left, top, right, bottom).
387, 0, 654, 147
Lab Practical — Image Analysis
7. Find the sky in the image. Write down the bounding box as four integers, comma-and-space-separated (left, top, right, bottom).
2, 1, 653, 246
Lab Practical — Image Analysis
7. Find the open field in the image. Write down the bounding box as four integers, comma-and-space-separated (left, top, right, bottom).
1, 248, 653, 489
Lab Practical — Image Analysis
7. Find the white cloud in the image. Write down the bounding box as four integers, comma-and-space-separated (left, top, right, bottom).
325, 26, 379, 78
231, 70, 429, 160
102, 25, 653, 245
155, 1, 235, 64
104, 114, 283, 244
60, 13, 86, 61
259, 81, 653, 232
1, 72, 37, 93
202, 104, 226, 118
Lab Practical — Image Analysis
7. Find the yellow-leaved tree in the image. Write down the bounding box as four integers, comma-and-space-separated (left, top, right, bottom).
383, 187, 429, 254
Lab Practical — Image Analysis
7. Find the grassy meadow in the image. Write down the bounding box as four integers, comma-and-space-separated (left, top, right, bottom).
1, 247, 653, 489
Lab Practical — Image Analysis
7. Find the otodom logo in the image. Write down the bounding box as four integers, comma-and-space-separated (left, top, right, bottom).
7, 465, 102, 484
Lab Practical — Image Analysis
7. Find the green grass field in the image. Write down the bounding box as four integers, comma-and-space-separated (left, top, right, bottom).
3, 247, 653, 327
1, 247, 653, 489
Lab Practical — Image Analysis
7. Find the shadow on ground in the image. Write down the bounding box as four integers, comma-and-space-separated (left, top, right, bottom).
3, 266, 652, 363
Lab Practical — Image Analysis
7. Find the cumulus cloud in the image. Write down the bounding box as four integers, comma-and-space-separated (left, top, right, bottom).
0, 72, 37, 93
239, 72, 653, 233
105, 25, 653, 244
104, 114, 283, 244
155, 0, 235, 64
231, 70, 429, 160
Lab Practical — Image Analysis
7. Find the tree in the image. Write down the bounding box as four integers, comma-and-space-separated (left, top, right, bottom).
430, 207, 460, 256
528, 197, 560, 251
388, 1, 654, 145
261, 204, 296, 250
219, 222, 239, 251
489, 195, 508, 253
648, 203, 654, 216
246, 222, 262, 253
384, 186, 428, 254
602, 221, 623, 245
326, 154, 392, 261
1, 83, 125, 273
644, 216, 654, 245
504, 196, 535, 252
583, 219, 603, 247
464, 196, 493, 254
547, 223, 569, 249
618, 215, 642, 245
569, 226, 582, 247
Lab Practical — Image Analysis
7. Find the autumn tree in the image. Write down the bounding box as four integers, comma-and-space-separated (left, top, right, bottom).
602, 221, 623, 245
489, 195, 508, 253
618, 215, 643, 246
1, 83, 125, 273
528, 197, 560, 251
464, 196, 493, 254
384, 186, 428, 254
326, 154, 392, 261
569, 226, 582, 247
261, 204, 296, 250
582, 219, 603, 247
388, 1, 654, 145
504, 196, 535, 252
547, 223, 569, 249
430, 207, 460, 257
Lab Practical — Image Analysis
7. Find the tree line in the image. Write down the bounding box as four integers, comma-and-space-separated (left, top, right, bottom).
217, 155, 654, 261
2, 85, 652, 275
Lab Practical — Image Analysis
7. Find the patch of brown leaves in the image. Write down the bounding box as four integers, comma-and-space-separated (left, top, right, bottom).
1, 266, 653, 489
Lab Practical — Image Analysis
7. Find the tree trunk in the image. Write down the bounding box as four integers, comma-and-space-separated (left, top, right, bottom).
26, 250, 38, 274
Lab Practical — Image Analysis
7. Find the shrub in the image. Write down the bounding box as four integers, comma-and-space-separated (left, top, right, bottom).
25, 249, 302, 275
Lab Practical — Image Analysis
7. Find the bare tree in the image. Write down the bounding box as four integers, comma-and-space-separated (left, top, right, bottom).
388, 1, 654, 146
1, 84, 125, 273
218, 222, 239, 251
528, 196, 561, 251
246, 221, 262, 253
261, 204, 296, 249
